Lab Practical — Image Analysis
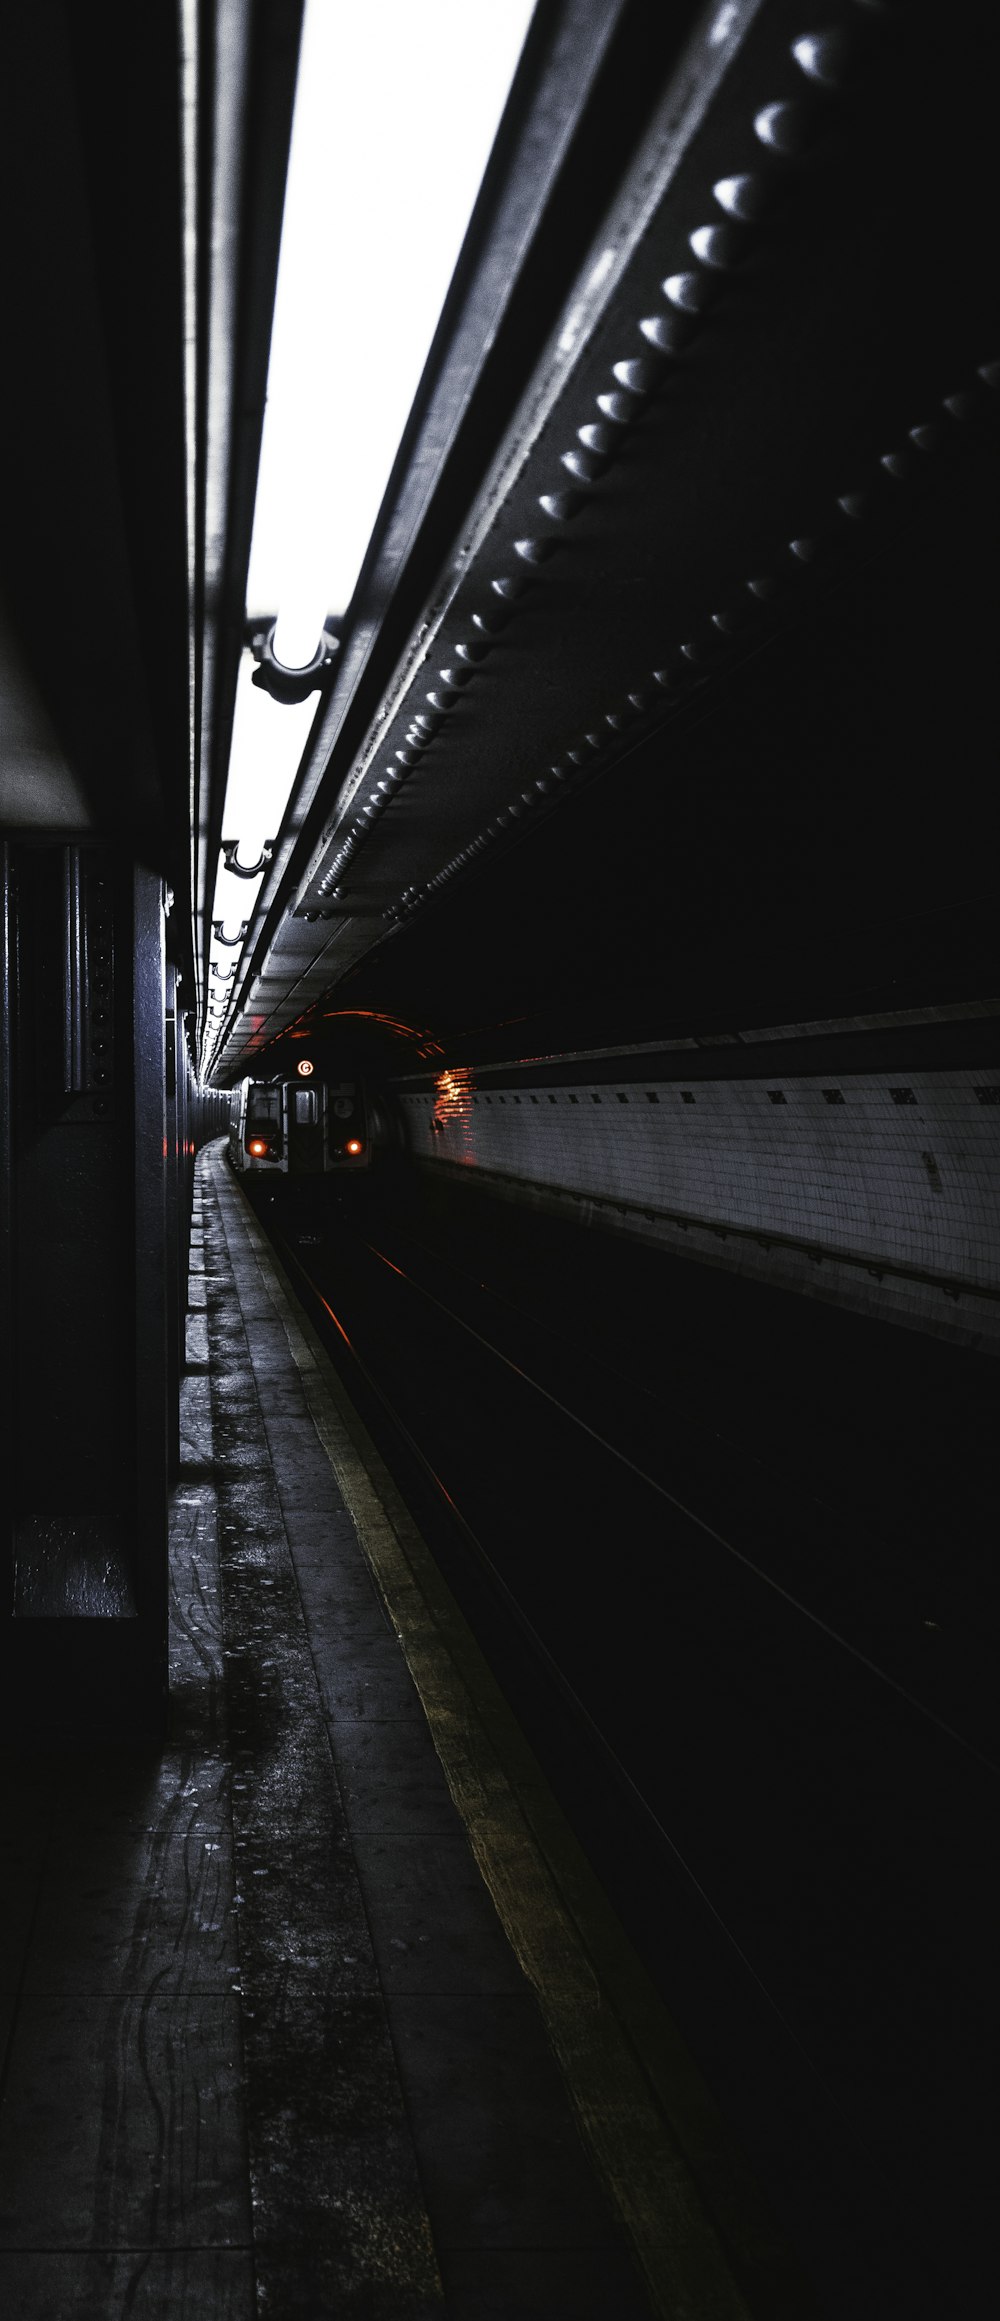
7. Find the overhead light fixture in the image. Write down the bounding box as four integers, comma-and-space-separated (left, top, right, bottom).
249, 617, 340, 706
245, 0, 536, 673
204, 0, 534, 1062
222, 653, 317, 864
221, 839, 273, 881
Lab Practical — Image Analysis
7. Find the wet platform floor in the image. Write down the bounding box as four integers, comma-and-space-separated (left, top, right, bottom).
0, 1148, 776, 2319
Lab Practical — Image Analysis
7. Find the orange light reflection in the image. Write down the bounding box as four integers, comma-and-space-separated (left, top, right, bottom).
433, 1064, 475, 1158
321, 1007, 443, 1055
316, 1292, 353, 1351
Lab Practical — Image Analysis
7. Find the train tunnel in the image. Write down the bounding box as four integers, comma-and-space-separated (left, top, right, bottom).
0, 4, 996, 2315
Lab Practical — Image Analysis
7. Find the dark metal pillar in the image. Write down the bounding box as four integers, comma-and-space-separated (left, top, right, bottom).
0, 838, 168, 1742
0, 844, 13, 1619
164, 957, 181, 1486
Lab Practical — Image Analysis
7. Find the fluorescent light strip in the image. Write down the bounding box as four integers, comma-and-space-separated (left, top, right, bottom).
246, 0, 536, 667
207, 0, 534, 1066
222, 650, 316, 872
206, 650, 315, 1056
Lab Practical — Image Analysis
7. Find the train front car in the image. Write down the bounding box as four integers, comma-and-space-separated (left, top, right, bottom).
284, 1057, 370, 1174
228, 1056, 375, 1196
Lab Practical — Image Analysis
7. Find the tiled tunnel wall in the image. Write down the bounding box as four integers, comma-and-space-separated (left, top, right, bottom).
398, 1068, 1000, 1351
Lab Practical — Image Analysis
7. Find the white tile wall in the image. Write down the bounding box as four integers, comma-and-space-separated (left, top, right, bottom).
399, 1071, 1000, 1347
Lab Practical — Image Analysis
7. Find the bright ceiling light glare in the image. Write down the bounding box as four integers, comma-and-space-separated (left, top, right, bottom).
203, 0, 533, 1064
222, 649, 317, 871
204, 649, 316, 1050
246, 0, 537, 671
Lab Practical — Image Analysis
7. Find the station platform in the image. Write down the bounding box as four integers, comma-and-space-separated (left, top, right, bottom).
0, 1144, 782, 2321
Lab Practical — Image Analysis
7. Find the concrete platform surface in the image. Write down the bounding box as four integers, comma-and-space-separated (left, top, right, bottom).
0, 1147, 792, 2319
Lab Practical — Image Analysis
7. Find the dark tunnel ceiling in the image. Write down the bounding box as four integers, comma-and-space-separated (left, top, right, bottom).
213, 0, 998, 1085
0, 2, 995, 1081
261, 449, 999, 1080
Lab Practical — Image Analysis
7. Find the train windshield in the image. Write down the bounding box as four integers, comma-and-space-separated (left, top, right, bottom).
247, 1089, 282, 1130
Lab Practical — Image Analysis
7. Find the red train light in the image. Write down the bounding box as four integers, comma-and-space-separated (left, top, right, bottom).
248, 1138, 268, 1157
345, 1138, 363, 1156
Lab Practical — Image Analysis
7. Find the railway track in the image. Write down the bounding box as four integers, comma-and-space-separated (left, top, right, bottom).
244, 1172, 997, 2321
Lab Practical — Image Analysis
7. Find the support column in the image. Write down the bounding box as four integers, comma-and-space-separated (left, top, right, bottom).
164, 958, 181, 1487
0, 838, 168, 1742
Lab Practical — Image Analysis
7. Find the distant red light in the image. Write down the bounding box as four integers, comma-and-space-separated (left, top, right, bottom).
345, 1138, 363, 1156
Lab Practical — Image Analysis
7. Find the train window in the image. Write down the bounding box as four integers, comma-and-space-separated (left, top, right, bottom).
247, 1089, 282, 1128
293, 1089, 317, 1124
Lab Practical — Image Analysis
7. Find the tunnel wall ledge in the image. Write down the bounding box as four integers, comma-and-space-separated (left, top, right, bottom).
400, 1067, 1000, 1353
414, 1155, 999, 1352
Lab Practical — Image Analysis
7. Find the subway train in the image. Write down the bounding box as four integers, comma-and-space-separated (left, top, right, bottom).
228, 1067, 372, 1177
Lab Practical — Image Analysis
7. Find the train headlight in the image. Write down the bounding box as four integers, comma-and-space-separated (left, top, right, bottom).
248, 1138, 269, 1157
345, 1139, 363, 1156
